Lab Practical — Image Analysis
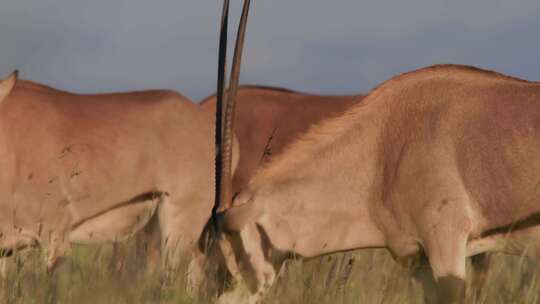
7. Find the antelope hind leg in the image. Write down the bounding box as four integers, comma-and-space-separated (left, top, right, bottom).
468, 253, 491, 301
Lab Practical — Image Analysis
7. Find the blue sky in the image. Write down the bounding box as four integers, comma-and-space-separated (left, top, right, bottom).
1, 0, 539, 100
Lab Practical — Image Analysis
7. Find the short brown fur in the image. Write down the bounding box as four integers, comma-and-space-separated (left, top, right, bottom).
0, 73, 239, 292
218, 65, 540, 304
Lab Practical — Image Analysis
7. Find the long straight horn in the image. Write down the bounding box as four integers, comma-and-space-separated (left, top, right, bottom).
221, 0, 252, 210
212, 0, 230, 227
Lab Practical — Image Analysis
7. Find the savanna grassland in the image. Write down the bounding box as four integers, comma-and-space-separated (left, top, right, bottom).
1, 239, 539, 304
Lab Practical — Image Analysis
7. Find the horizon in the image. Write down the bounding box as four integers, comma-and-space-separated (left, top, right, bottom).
1, 1, 539, 101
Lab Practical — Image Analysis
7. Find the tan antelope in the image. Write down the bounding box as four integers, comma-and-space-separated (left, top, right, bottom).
209, 6, 540, 301
0, 71, 239, 290
214, 63, 540, 304
200, 86, 361, 194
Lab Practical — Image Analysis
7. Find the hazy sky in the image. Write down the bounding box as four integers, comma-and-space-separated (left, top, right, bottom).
1, 0, 539, 100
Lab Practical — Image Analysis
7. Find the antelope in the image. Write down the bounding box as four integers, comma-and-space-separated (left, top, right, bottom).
210, 2, 540, 303
216, 64, 540, 303
0, 71, 239, 291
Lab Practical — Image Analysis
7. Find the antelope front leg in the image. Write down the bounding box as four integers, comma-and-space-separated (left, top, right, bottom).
218, 223, 280, 304
45, 228, 71, 274
409, 254, 439, 304
418, 198, 473, 304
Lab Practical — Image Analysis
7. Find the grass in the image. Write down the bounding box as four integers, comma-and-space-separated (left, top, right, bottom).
1, 241, 539, 303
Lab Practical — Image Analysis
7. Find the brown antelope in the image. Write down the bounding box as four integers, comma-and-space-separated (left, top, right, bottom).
214, 63, 540, 304
0, 71, 239, 291
209, 4, 540, 302
200, 86, 361, 194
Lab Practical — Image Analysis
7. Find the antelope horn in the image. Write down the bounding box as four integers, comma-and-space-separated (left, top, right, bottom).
212, 0, 230, 229
214, 0, 252, 223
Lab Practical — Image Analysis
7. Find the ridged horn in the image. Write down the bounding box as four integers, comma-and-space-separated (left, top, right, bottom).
213, 0, 252, 226
212, 0, 230, 229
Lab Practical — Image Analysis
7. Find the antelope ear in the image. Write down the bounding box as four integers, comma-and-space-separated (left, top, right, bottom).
0, 70, 18, 104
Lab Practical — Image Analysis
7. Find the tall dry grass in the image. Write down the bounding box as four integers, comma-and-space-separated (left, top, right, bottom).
0, 241, 539, 303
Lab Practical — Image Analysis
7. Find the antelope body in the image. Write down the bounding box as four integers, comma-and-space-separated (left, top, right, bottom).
217, 65, 540, 304
0, 72, 239, 287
